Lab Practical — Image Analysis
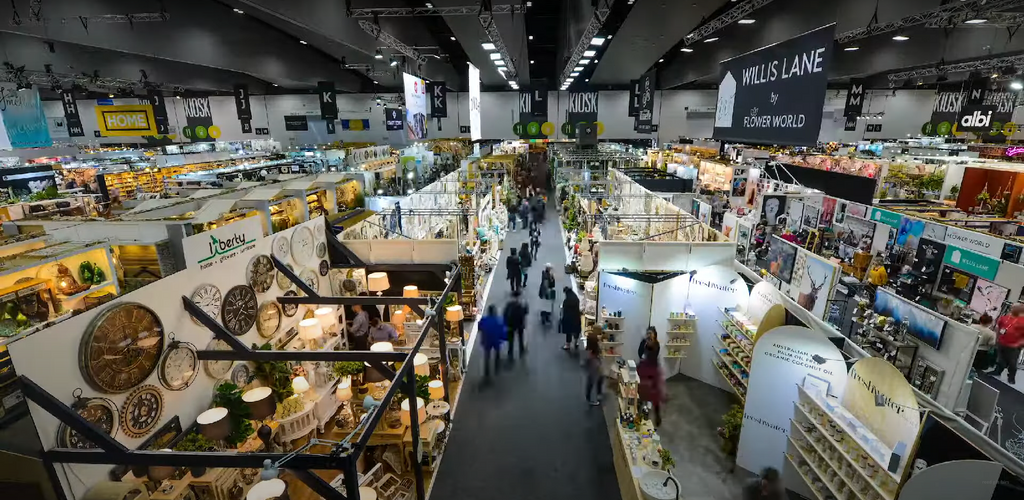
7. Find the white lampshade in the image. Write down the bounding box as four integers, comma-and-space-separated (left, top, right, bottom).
445, 305, 464, 322
291, 376, 310, 395
314, 307, 337, 331
298, 318, 323, 341
402, 285, 419, 298
359, 486, 378, 500
428, 379, 444, 400
247, 478, 287, 500
367, 272, 390, 292
335, 377, 353, 402
400, 397, 426, 425
413, 353, 429, 376
370, 341, 393, 352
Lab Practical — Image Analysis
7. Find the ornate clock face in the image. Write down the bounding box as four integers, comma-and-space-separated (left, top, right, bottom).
120, 385, 164, 439
190, 284, 222, 325
58, 398, 118, 449
319, 260, 329, 276
272, 234, 291, 263
247, 255, 276, 293
231, 363, 251, 388
290, 226, 315, 263
221, 285, 258, 336
79, 303, 165, 394
281, 291, 299, 317
300, 269, 319, 294
204, 339, 233, 378
316, 241, 327, 259
158, 341, 199, 391
276, 264, 294, 291
256, 301, 282, 339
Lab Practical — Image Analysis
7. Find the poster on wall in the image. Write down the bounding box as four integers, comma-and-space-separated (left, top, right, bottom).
767, 235, 797, 283
181, 96, 218, 142
969, 278, 1008, 318
761, 194, 786, 225
896, 217, 926, 250
565, 91, 599, 139
0, 84, 52, 148
846, 202, 868, 219
923, 222, 948, 242
1001, 242, 1022, 264
914, 238, 946, 283
801, 204, 819, 229
712, 24, 835, 147
874, 288, 946, 349
787, 199, 804, 232
795, 254, 836, 319
819, 197, 837, 227
403, 72, 428, 140
468, 63, 481, 141
731, 166, 748, 198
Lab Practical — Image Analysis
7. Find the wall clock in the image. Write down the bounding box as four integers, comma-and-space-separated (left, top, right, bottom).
221, 285, 258, 336
120, 385, 164, 439
189, 284, 222, 325
300, 269, 319, 294
256, 301, 282, 338
290, 226, 315, 264
56, 390, 118, 449
247, 255, 276, 293
319, 260, 329, 276
316, 241, 327, 259
276, 264, 294, 291
272, 234, 290, 263
79, 302, 165, 394
230, 363, 252, 388
281, 291, 299, 317
203, 339, 234, 378
158, 340, 199, 391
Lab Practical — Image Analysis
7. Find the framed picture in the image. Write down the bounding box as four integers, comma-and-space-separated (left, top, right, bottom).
873, 288, 946, 350
767, 235, 798, 283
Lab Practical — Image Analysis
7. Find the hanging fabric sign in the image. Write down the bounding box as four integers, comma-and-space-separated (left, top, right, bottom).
385, 108, 403, 131
341, 119, 369, 131
284, 115, 309, 131
628, 79, 641, 117
0, 84, 53, 148
233, 84, 252, 121
518, 90, 548, 139
181, 96, 217, 142
565, 91, 599, 139
317, 81, 337, 120
427, 81, 447, 118
636, 69, 656, 134
60, 91, 85, 137
145, 89, 170, 135
843, 78, 866, 117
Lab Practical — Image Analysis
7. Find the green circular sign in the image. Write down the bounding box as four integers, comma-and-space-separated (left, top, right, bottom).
512, 122, 525, 136
194, 125, 208, 139
527, 121, 540, 136
561, 122, 573, 135
921, 122, 935, 136
181, 126, 193, 138
936, 121, 952, 136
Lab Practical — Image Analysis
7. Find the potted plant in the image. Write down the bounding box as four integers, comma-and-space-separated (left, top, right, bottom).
173, 433, 217, 477
332, 361, 365, 387
251, 343, 295, 402
212, 382, 254, 448
716, 404, 744, 456
658, 447, 675, 472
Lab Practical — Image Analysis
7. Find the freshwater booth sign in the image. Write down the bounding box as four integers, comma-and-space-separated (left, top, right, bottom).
95, 105, 158, 136
712, 24, 835, 147
183, 217, 263, 271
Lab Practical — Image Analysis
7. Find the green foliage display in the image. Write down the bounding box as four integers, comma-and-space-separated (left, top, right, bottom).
915, 172, 945, 193
332, 361, 365, 378
250, 343, 294, 401
717, 404, 744, 455
213, 382, 254, 447
173, 432, 217, 452
275, 396, 306, 420
397, 375, 431, 402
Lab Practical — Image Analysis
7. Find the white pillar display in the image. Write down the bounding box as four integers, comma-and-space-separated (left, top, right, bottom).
898, 460, 1002, 500
743, 281, 784, 326
736, 325, 848, 475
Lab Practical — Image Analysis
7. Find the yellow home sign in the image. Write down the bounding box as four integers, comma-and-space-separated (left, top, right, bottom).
95, 105, 158, 136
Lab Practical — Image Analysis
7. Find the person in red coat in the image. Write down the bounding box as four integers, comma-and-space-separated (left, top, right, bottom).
637, 342, 665, 427
988, 304, 1024, 384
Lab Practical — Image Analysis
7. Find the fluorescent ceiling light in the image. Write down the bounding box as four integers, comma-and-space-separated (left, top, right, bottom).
1011, 81, 1023, 90
233, 8, 244, 14
964, 18, 987, 24
570, 72, 579, 76
494, 60, 506, 66
738, 19, 756, 24
489, 52, 502, 60
704, 37, 719, 43
680, 47, 693, 52
375, 50, 384, 59
482, 42, 496, 50
892, 35, 909, 41
583, 50, 596, 57
299, 40, 308, 45
658, 58, 664, 62
608, 34, 613, 39
844, 46, 859, 51
585, 78, 589, 82
574, 66, 583, 71
591, 37, 605, 46
580, 59, 591, 64
450, 36, 456, 41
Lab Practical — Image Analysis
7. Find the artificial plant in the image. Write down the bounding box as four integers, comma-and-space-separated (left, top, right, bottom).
212, 382, 254, 447
716, 404, 744, 456
332, 361, 365, 379
250, 343, 294, 401
275, 396, 306, 420
658, 447, 675, 471
173, 432, 217, 452
947, 183, 960, 201
396, 374, 431, 402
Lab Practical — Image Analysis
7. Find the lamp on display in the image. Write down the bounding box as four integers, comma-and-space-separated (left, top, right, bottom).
299, 318, 324, 349
428, 379, 444, 400
334, 376, 354, 429
313, 307, 337, 334
243, 387, 277, 452
413, 352, 430, 376
197, 407, 231, 441
399, 397, 426, 426
292, 376, 312, 401
445, 305, 464, 341
368, 272, 390, 317
402, 284, 419, 316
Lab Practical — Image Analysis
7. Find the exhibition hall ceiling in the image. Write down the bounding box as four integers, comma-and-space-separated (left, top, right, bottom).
3, 0, 1024, 96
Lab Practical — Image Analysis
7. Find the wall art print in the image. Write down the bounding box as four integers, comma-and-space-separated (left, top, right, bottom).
767, 235, 797, 283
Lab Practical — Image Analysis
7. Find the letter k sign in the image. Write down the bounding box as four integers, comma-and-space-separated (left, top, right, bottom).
321, 91, 333, 103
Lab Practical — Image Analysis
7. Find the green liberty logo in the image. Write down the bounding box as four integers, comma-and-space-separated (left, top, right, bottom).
198, 232, 256, 264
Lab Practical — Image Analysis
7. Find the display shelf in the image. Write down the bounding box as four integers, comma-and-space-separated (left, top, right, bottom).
796, 385, 903, 486
665, 340, 691, 346
714, 349, 748, 387
790, 422, 868, 500
787, 437, 853, 500
56, 280, 116, 302
713, 361, 746, 402
719, 322, 753, 358
785, 453, 827, 500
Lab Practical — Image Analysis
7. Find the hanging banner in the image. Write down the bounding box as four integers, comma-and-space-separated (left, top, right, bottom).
843, 115, 857, 132
144, 89, 170, 135
403, 72, 428, 140
234, 84, 253, 121
565, 91, 599, 139
928, 82, 968, 136
517, 90, 548, 139
181, 96, 217, 142
628, 79, 641, 117
427, 81, 447, 118
385, 108, 403, 131
325, 120, 336, 134
943, 244, 1001, 281
636, 70, 656, 134
468, 63, 481, 141
843, 78, 866, 117
341, 119, 368, 131
316, 81, 337, 120
980, 86, 1017, 143
284, 115, 309, 131
0, 84, 53, 148
60, 91, 85, 137
712, 24, 834, 147
95, 104, 158, 136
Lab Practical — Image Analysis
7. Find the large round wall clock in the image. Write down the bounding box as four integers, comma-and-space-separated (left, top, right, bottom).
276, 264, 294, 291
290, 226, 315, 264
190, 284, 222, 325
272, 234, 291, 263
56, 391, 118, 449
158, 340, 199, 391
281, 291, 299, 317
120, 385, 164, 439
230, 363, 252, 388
79, 303, 165, 394
300, 269, 319, 295
203, 339, 234, 378
221, 285, 258, 336
256, 301, 282, 339
247, 255, 276, 294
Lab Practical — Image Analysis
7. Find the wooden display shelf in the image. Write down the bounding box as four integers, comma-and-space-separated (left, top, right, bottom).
790, 424, 869, 500
785, 453, 826, 500
56, 280, 116, 302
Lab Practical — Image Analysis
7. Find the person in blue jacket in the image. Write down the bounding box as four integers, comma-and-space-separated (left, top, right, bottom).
479, 305, 506, 379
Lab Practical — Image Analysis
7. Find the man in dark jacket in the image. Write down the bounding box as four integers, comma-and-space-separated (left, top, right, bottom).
504, 290, 529, 360
519, 199, 531, 230
561, 286, 582, 350
506, 248, 522, 292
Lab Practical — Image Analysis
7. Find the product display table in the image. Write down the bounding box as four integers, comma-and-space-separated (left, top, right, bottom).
609, 422, 656, 500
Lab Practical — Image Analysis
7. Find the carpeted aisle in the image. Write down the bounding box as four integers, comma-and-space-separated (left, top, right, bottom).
429, 203, 622, 500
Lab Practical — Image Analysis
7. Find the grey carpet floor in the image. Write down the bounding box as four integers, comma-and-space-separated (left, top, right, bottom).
429, 203, 622, 500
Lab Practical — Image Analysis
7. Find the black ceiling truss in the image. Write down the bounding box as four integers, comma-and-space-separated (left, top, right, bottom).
26, 262, 463, 500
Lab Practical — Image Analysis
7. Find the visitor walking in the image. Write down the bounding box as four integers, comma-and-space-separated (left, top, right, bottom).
743, 468, 783, 500
585, 327, 603, 406
637, 326, 660, 361
504, 290, 529, 361
561, 286, 582, 350
637, 341, 664, 427
538, 263, 556, 326
479, 305, 505, 380
530, 227, 541, 260
987, 304, 1024, 384
508, 203, 517, 231
368, 316, 399, 344
350, 303, 370, 351
520, 199, 531, 230
506, 248, 522, 292
973, 313, 998, 372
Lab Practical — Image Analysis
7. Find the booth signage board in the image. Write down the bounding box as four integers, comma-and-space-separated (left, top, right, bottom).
181, 96, 217, 142
182, 217, 263, 271
711, 24, 835, 147
404, 72, 428, 140
943, 245, 1000, 281
745, 281, 784, 325
944, 226, 1003, 259
841, 357, 920, 473
94, 105, 159, 136
316, 81, 338, 120
284, 115, 309, 131
870, 207, 903, 229
385, 108, 403, 131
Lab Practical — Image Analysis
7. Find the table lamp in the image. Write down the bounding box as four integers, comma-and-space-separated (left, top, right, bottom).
367, 272, 390, 317
370, 341, 393, 353
243, 387, 276, 452
291, 376, 311, 401
298, 318, 323, 349
402, 285, 418, 316
313, 307, 337, 335
446, 305, 464, 341
334, 377, 354, 429
391, 308, 406, 336
359, 486, 377, 500
428, 379, 444, 400
197, 407, 231, 441
400, 397, 426, 426
413, 352, 429, 376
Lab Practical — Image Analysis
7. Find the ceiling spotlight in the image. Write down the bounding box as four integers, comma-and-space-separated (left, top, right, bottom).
425, 2, 434, 7
585, 78, 590, 82
993, 72, 1000, 78
450, 36, 456, 41
375, 49, 384, 59
489, 52, 502, 60
272, 83, 279, 87
738, 19, 756, 24
108, 93, 114, 98
658, 58, 664, 62
964, 18, 987, 24
390, 57, 399, 67
299, 40, 307, 45
570, 72, 579, 76
529, 35, 534, 40
705, 37, 719, 42
373, 80, 378, 84
481, 42, 496, 50
580, 59, 591, 64
892, 34, 910, 41
1012, 81, 1023, 90
233, 8, 244, 14
680, 47, 693, 52
591, 37, 605, 46
530, 60, 535, 63
583, 50, 596, 57
844, 46, 859, 51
